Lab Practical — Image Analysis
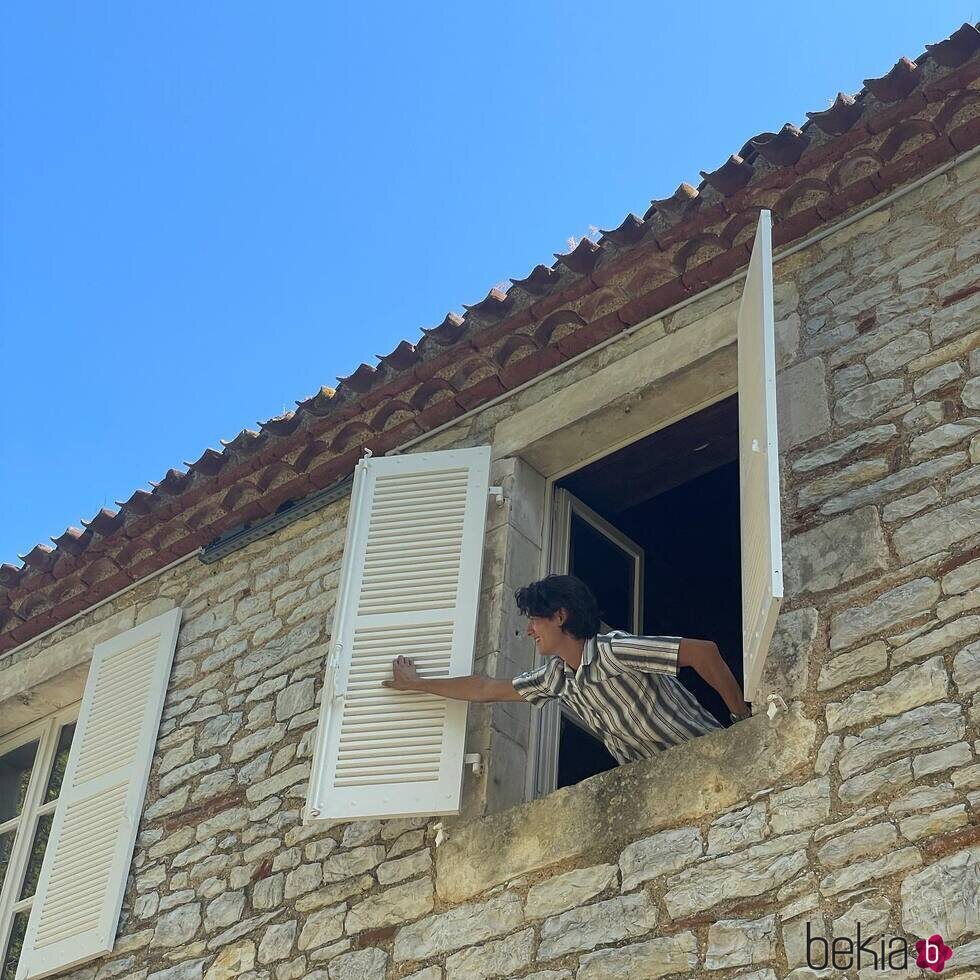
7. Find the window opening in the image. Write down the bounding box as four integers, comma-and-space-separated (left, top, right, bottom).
542, 393, 740, 791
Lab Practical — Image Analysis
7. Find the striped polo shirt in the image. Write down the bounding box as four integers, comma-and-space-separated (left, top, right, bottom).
512, 630, 722, 764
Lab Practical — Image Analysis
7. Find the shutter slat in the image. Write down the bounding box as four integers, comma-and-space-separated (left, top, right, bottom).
17, 609, 181, 980
309, 448, 490, 822
738, 211, 783, 703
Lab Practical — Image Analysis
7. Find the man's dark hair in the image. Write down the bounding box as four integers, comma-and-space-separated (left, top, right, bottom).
514, 575, 600, 640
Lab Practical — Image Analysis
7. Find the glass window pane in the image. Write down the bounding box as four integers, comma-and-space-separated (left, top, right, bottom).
0, 828, 13, 894
0, 740, 39, 823
1, 909, 29, 980
44, 723, 76, 803
569, 513, 636, 632
19, 813, 53, 901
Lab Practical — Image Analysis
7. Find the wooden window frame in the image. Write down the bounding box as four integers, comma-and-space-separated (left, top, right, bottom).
0, 705, 79, 979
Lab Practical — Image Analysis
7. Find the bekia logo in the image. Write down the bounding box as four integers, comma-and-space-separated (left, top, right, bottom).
806, 921, 954, 973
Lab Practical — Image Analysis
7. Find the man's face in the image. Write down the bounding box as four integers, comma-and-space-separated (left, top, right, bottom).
525, 611, 565, 655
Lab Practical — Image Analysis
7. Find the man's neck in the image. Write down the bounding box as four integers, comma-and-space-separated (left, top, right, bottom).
555, 634, 588, 670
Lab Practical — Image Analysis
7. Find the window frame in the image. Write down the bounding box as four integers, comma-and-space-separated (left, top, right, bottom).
0, 704, 79, 979
524, 389, 738, 802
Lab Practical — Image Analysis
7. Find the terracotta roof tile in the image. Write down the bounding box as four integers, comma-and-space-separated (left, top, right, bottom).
4, 22, 980, 654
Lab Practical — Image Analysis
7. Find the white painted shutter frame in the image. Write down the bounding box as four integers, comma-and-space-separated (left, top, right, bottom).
16, 609, 182, 980
308, 446, 491, 822
738, 210, 784, 702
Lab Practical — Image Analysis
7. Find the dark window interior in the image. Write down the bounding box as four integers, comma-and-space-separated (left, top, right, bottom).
553, 394, 741, 787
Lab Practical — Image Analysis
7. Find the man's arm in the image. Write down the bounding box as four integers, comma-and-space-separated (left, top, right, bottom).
677, 638, 750, 718
382, 655, 523, 702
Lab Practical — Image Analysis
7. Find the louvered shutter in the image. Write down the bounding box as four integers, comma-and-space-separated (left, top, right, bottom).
308, 446, 491, 822
738, 210, 784, 702
16, 609, 181, 980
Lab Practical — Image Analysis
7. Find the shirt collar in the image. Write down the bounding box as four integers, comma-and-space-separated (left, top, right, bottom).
561, 636, 596, 680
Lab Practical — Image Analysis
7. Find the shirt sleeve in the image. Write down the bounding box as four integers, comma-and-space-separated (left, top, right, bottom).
602, 632, 682, 676
512, 657, 564, 705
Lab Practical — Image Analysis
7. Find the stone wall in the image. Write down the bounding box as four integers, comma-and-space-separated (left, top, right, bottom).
2, 152, 980, 980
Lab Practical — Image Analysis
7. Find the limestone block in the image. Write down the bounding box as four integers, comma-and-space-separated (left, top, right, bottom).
966, 376, 980, 410
285, 862, 322, 899
817, 822, 898, 869
867, 330, 930, 377
795, 428, 898, 476
832, 896, 892, 941
198, 713, 242, 752
833, 363, 870, 395
820, 452, 964, 516
912, 741, 972, 778
931, 287, 980, 345
834, 380, 905, 426
325, 948, 387, 980
902, 846, 980, 942
664, 832, 811, 918
322, 845, 384, 883
297, 903, 345, 951
818, 642, 888, 692
893, 494, 980, 562
830, 578, 939, 652
914, 361, 963, 399
206, 910, 280, 951
838, 755, 910, 806
707, 802, 768, 855
275, 679, 315, 722
954, 639, 980, 694
950, 465, 980, 498
538, 892, 659, 960
160, 755, 220, 796
899, 804, 968, 841
444, 928, 534, 980
756, 608, 816, 703
815, 735, 841, 775
525, 863, 617, 918
204, 891, 244, 932
577, 932, 698, 980
777, 358, 831, 450
258, 920, 297, 964
784, 508, 888, 595
204, 941, 256, 980
344, 878, 434, 934
253, 873, 284, 911
903, 400, 946, 431
910, 418, 980, 459
892, 616, 980, 668
393, 891, 522, 961
152, 904, 202, 948
797, 458, 890, 510
618, 827, 702, 891
837, 702, 964, 779
705, 914, 777, 970
888, 783, 956, 817
825, 656, 948, 732
770, 778, 831, 833
782, 914, 828, 969
882, 487, 939, 523
148, 963, 205, 980
296, 875, 373, 913
376, 849, 432, 887
820, 847, 921, 897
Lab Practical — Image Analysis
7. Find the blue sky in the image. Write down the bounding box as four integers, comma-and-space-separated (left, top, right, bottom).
0, 2, 974, 565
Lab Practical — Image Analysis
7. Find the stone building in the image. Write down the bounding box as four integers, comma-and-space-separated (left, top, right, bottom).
2, 21, 980, 980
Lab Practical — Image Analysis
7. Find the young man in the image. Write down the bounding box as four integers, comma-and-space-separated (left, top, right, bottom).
385, 574, 751, 766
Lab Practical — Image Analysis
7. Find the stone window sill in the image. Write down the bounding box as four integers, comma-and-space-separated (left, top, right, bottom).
435, 706, 816, 903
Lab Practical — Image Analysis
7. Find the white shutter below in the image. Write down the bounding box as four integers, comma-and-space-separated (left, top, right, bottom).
738, 210, 784, 703
308, 446, 491, 822
17, 609, 182, 980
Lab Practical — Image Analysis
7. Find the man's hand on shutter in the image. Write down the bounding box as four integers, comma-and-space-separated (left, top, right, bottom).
384, 655, 421, 691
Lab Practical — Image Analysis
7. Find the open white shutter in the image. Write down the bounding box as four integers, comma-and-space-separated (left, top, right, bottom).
308, 446, 491, 822
16, 609, 181, 980
738, 210, 783, 703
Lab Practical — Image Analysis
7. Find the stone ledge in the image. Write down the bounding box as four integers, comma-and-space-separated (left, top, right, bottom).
435, 705, 816, 903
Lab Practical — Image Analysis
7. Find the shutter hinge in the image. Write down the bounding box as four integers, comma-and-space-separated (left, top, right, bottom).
488, 486, 505, 504
463, 752, 484, 775
766, 693, 788, 719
